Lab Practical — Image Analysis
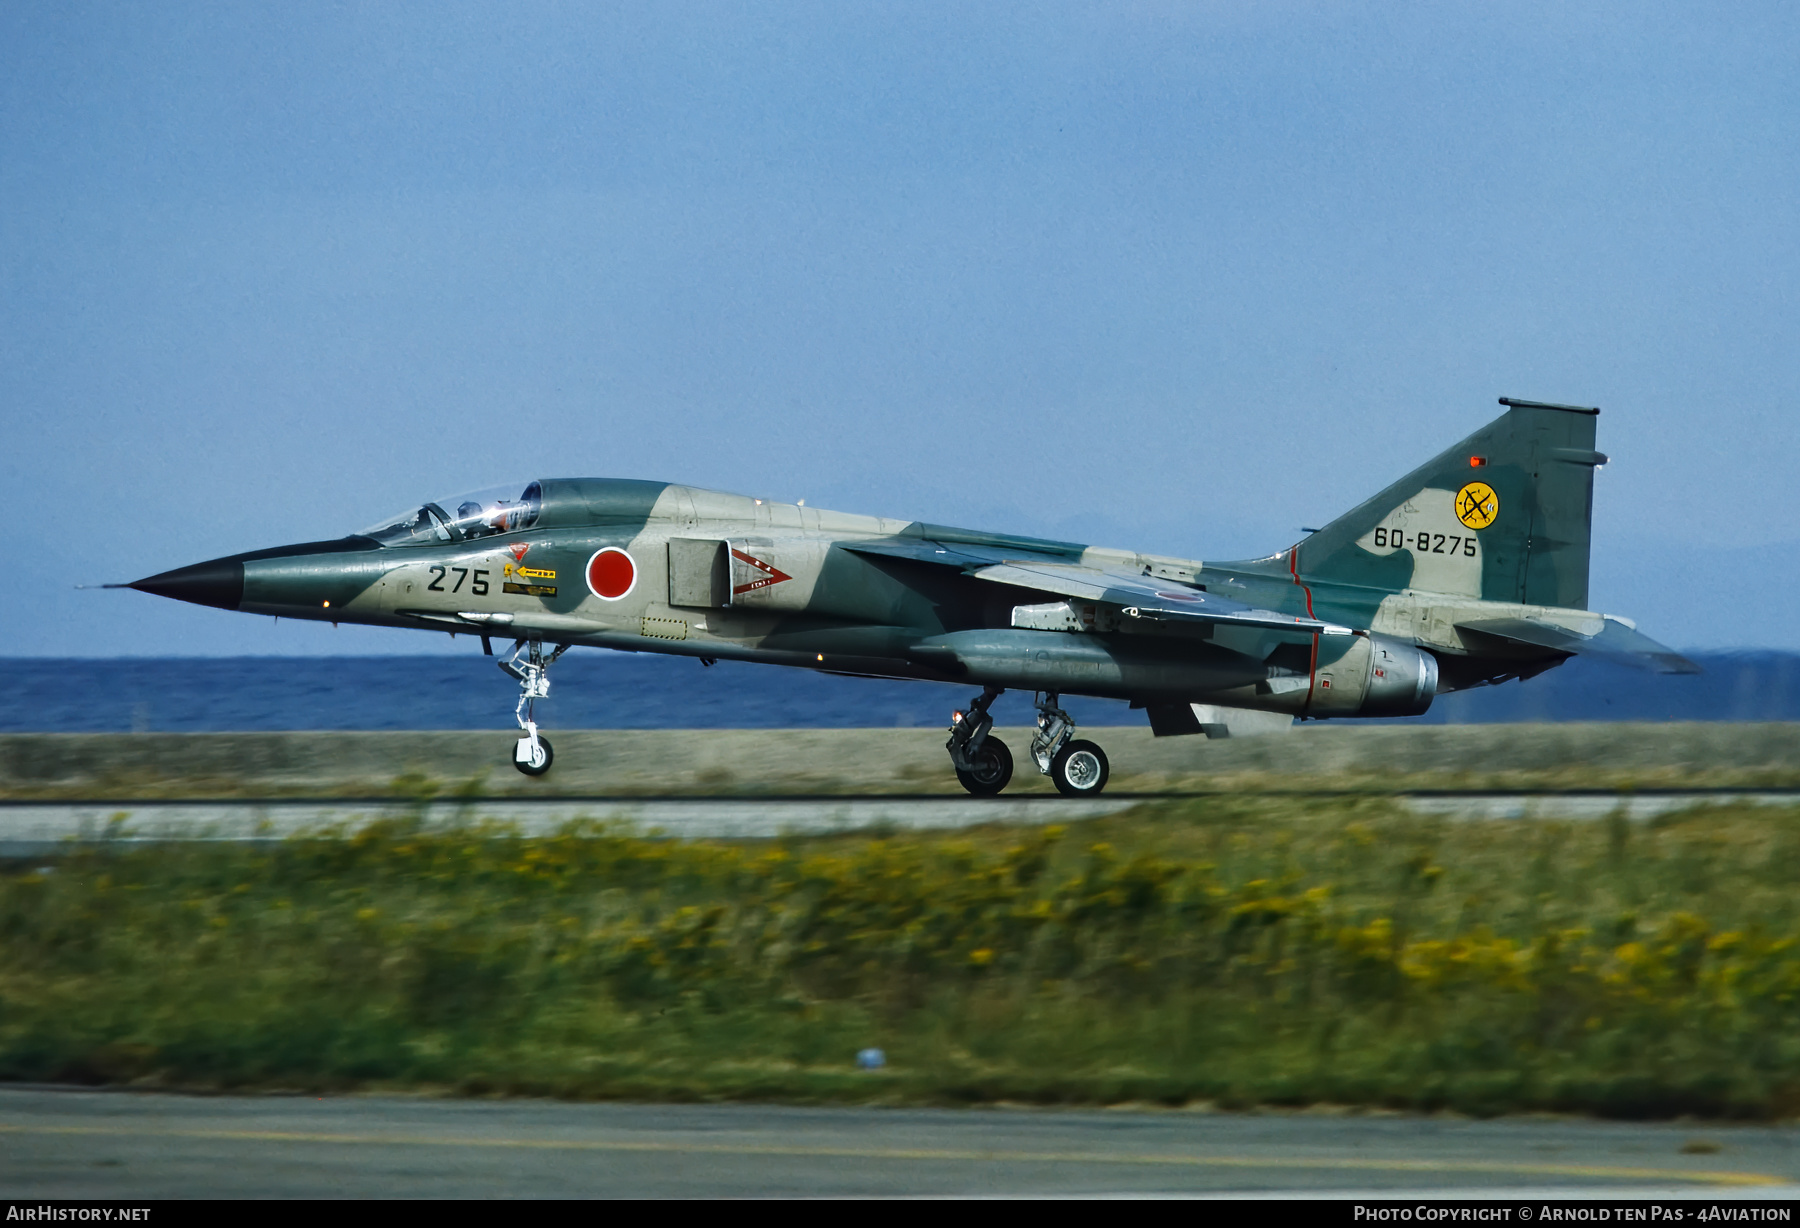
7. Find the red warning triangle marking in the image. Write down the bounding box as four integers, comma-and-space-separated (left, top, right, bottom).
730, 547, 792, 595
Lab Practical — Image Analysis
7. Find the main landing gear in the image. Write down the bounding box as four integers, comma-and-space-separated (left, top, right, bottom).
1031, 691, 1110, 797
947, 689, 1110, 797
947, 686, 1011, 796
500, 638, 566, 776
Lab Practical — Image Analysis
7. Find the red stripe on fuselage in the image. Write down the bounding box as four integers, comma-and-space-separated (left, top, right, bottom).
1290, 546, 1319, 717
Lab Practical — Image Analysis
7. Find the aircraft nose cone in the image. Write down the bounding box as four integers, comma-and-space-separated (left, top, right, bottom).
129, 559, 244, 611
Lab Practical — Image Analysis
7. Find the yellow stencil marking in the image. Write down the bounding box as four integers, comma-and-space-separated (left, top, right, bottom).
1455, 481, 1499, 530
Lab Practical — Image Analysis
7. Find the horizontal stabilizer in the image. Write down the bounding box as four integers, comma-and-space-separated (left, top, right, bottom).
1454, 616, 1700, 675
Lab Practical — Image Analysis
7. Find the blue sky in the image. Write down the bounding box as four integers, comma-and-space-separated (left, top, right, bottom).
3, 2, 1796, 654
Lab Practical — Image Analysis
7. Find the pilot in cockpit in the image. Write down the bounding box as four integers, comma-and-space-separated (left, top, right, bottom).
364, 483, 539, 546
456, 500, 513, 539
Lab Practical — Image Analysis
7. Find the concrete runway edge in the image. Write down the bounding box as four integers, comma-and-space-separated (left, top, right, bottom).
3, 1088, 1796, 1198
2, 790, 1797, 854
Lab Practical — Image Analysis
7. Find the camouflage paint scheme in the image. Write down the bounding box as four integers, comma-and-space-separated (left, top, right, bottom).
130, 399, 1694, 783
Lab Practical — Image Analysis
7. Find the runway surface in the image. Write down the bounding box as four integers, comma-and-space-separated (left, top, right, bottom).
0, 791, 1795, 856
0, 796, 1137, 855
1404, 791, 1800, 820
2, 1088, 1796, 1198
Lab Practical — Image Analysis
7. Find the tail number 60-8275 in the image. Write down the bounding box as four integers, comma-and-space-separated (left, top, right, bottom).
1373, 528, 1476, 556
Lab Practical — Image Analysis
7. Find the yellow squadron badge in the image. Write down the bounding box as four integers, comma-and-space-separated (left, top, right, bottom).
1455, 481, 1499, 530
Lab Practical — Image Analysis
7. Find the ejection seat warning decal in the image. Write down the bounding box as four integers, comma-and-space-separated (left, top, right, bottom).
502, 542, 552, 584
1455, 482, 1499, 530
502, 551, 556, 579
730, 547, 792, 595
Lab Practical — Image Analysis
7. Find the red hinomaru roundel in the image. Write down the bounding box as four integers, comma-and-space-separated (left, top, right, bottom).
586, 548, 637, 600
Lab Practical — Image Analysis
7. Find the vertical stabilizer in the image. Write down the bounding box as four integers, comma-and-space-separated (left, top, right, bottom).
1295, 398, 1605, 609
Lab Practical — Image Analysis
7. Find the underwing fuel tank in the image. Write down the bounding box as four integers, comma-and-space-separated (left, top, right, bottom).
907, 628, 1436, 717
904, 629, 1269, 700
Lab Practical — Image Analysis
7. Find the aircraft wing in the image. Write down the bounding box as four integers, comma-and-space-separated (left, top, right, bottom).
846, 538, 1348, 635
842, 538, 1064, 568
1455, 616, 1700, 674
970, 559, 1353, 635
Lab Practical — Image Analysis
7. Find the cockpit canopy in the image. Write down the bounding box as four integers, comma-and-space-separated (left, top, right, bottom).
360, 482, 544, 546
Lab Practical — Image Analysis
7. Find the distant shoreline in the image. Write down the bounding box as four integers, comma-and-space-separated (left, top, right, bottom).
0, 651, 1793, 732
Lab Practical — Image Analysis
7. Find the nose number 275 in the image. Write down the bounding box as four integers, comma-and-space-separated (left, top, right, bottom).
427, 566, 490, 595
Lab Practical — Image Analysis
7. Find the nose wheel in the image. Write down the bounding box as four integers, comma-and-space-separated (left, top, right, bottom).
514, 733, 555, 776
501, 639, 566, 776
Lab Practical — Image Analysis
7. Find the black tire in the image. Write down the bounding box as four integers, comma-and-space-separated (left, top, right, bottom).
955, 735, 1013, 797
514, 735, 555, 777
1051, 739, 1109, 797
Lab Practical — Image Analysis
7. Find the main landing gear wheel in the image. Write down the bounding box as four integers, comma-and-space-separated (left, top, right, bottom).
1031, 692, 1110, 797
1051, 739, 1110, 797
514, 734, 554, 776
955, 736, 1013, 797
946, 685, 1009, 796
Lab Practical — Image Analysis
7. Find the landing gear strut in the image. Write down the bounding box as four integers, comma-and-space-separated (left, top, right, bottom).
1033, 692, 1110, 797
946, 689, 1111, 797
500, 638, 566, 776
948, 686, 1012, 796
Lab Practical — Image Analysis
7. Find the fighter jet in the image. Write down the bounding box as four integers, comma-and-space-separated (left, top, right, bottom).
126, 398, 1695, 795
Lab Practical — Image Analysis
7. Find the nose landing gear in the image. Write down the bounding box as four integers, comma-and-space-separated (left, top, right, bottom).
500, 638, 566, 776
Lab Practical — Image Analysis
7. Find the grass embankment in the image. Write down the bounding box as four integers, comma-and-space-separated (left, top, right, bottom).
8, 798, 1800, 1117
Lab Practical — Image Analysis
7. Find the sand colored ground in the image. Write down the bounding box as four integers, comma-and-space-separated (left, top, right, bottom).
1, 722, 1797, 799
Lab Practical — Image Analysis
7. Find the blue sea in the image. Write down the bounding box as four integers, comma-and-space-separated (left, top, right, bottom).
2, 651, 1795, 733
